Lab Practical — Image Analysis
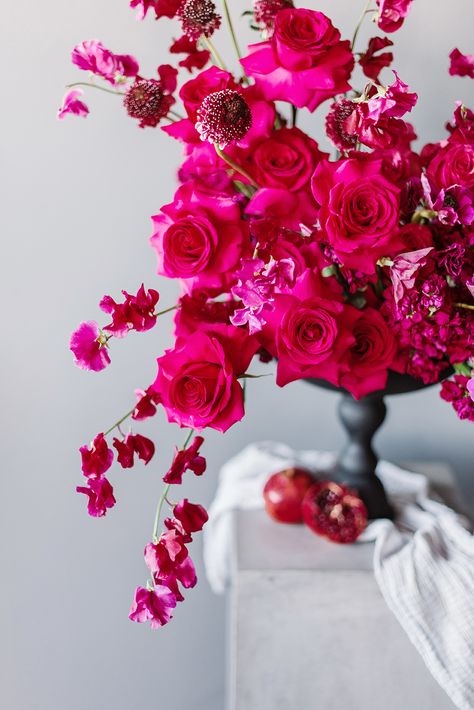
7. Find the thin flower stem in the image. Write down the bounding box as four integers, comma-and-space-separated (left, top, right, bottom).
202, 37, 227, 70
168, 109, 185, 120
351, 0, 373, 52
155, 304, 179, 317
215, 146, 259, 188
455, 302, 474, 311
291, 105, 298, 128
151, 428, 195, 542
152, 484, 171, 542
222, 0, 242, 62
66, 81, 125, 96
103, 407, 136, 437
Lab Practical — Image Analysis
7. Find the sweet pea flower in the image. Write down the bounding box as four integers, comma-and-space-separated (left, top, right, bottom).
76, 476, 116, 517
57, 89, 89, 120
376, 0, 413, 33
100, 284, 159, 337
144, 531, 189, 576
173, 499, 209, 533
163, 436, 206, 484
387, 247, 433, 305
449, 49, 474, 79
359, 37, 394, 81
80, 433, 114, 478
363, 72, 418, 122
170, 35, 210, 72
132, 387, 161, 421
129, 585, 177, 628
71, 40, 139, 85
113, 434, 155, 468
70, 321, 111, 372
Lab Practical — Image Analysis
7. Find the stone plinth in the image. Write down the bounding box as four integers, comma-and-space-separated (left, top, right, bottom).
228, 464, 460, 710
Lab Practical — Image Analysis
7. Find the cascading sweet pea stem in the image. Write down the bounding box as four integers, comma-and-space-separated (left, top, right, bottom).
66, 81, 125, 96
151, 429, 195, 542
104, 407, 136, 437
351, 0, 373, 52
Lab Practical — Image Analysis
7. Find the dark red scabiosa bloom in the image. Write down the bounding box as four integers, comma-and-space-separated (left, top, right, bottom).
302, 481, 368, 543
124, 78, 172, 128
178, 0, 221, 41
253, 0, 294, 35
196, 89, 252, 148
325, 99, 359, 152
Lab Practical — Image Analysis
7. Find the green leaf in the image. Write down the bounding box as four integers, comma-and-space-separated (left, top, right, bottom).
322, 265, 337, 278
453, 362, 472, 376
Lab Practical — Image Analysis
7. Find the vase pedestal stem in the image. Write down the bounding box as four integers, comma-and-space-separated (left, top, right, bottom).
334, 393, 394, 519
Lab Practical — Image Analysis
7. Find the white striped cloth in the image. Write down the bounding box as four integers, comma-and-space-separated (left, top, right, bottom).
203, 442, 474, 710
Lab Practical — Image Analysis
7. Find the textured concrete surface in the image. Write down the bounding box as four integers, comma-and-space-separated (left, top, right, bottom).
229, 465, 459, 710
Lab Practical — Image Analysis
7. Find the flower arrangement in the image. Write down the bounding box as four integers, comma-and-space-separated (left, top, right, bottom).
60, 0, 474, 629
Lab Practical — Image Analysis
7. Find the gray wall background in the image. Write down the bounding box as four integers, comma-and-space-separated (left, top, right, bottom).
1, 1, 473, 709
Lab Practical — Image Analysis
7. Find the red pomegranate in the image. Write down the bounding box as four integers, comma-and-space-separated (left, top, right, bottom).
263, 467, 315, 523
302, 481, 368, 543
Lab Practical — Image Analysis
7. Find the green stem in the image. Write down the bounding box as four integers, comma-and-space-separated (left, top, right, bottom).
152, 484, 171, 542
291, 105, 298, 128
455, 302, 474, 311
66, 81, 125, 96
155, 305, 179, 317
215, 146, 259, 188
351, 0, 373, 52
151, 428, 195, 542
222, 0, 242, 62
202, 37, 226, 70
168, 109, 185, 121
103, 407, 135, 437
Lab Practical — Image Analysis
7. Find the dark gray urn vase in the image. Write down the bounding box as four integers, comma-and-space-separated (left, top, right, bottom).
306, 372, 447, 520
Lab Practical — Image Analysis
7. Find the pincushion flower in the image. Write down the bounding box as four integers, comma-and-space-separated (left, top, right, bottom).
240, 8, 354, 112
311, 157, 402, 273
152, 330, 253, 432
178, 0, 221, 40
253, 0, 294, 36
129, 585, 177, 628
195, 89, 252, 148
71, 40, 139, 85
375, 0, 414, 33
70, 321, 111, 372
58, 89, 89, 120
124, 65, 177, 128
449, 49, 474, 79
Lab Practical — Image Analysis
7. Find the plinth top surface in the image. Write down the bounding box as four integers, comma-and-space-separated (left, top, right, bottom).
234, 462, 459, 573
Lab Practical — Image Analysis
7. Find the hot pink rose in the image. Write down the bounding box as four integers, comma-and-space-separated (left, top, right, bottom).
259, 269, 356, 386
240, 8, 354, 112
151, 181, 249, 293
242, 127, 327, 191
152, 330, 255, 432
339, 308, 397, 398
311, 157, 402, 273
376, 0, 413, 33
427, 142, 474, 190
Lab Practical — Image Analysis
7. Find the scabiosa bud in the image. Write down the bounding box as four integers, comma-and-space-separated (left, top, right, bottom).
253, 0, 294, 36
196, 89, 252, 148
178, 0, 221, 41
325, 99, 359, 152
124, 78, 171, 128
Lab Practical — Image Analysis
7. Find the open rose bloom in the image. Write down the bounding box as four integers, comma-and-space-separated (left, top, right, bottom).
62, 0, 474, 628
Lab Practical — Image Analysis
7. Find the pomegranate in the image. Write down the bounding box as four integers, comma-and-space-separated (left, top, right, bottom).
302, 481, 367, 543
263, 467, 315, 523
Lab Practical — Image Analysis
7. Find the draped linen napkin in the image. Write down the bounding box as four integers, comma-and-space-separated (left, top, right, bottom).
203, 441, 474, 710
